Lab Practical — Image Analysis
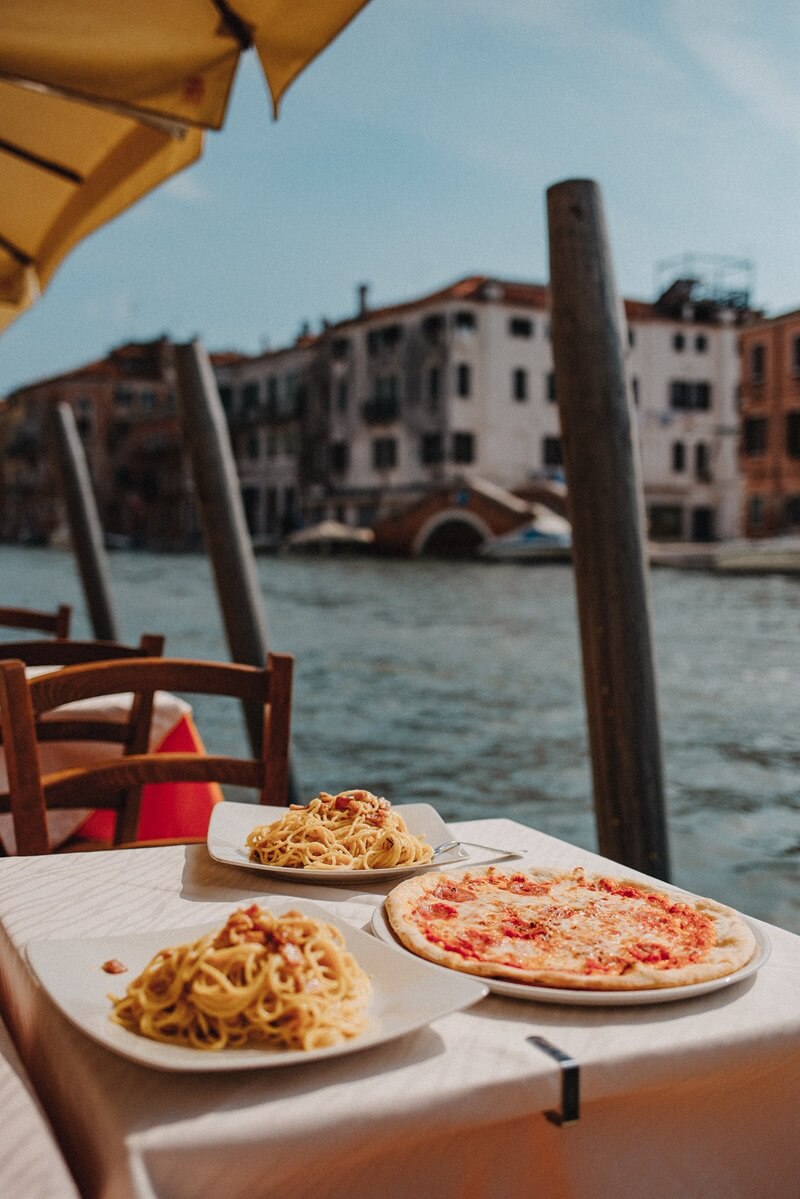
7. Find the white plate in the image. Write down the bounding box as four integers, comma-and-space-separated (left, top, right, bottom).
207, 801, 468, 882
370, 903, 771, 1007
26, 897, 488, 1071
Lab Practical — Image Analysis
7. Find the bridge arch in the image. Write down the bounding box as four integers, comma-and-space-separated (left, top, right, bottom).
411, 509, 493, 557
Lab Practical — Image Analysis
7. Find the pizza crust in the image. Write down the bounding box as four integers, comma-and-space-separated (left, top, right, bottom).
384, 867, 756, 991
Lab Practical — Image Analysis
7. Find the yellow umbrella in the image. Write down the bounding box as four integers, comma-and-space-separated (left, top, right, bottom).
0, 0, 370, 330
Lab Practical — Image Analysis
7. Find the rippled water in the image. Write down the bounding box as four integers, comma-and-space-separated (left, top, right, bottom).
3, 545, 798, 933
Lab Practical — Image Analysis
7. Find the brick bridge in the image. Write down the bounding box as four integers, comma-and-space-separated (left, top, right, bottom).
371, 476, 567, 556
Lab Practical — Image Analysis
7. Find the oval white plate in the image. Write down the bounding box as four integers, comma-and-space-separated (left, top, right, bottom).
207, 801, 467, 883
370, 902, 771, 1007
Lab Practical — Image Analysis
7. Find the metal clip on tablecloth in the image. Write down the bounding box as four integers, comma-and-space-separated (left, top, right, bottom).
527, 1035, 580, 1126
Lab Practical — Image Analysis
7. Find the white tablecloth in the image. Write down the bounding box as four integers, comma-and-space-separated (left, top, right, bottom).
0, 818, 797, 1199
0, 1012, 79, 1197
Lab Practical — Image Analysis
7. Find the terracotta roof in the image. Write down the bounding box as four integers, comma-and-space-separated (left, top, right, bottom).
326, 274, 658, 332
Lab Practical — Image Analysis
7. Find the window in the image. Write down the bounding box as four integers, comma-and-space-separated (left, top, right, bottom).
420, 432, 443, 464
542, 436, 562, 467
787, 412, 800, 458
372, 437, 397, 470
453, 309, 476, 329
218, 385, 233, 415
509, 316, 533, 338
336, 379, 349, 412
628, 327, 636, 348
695, 442, 711, 480
265, 488, 278, 532
649, 505, 683, 540
452, 431, 475, 463
512, 368, 528, 401
329, 442, 349, 473
546, 372, 557, 402
785, 495, 800, 526
671, 441, 686, 472
695, 334, 708, 352
792, 336, 800, 377
241, 382, 260, 413
747, 495, 764, 530
669, 380, 711, 411
631, 377, 640, 406
742, 417, 767, 456
247, 434, 260, 459
421, 313, 445, 341
331, 337, 349, 361
456, 363, 472, 398
428, 366, 440, 408
673, 332, 686, 351
751, 343, 765, 383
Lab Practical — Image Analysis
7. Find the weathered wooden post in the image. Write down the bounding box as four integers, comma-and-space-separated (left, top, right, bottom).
173, 340, 299, 803
50, 402, 120, 641
546, 178, 670, 880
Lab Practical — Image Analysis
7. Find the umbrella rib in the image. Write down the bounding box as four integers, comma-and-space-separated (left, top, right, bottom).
0, 136, 83, 185
0, 233, 32, 267
211, 0, 255, 50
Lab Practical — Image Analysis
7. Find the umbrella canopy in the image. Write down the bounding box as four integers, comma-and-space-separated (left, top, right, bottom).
0, 0, 370, 331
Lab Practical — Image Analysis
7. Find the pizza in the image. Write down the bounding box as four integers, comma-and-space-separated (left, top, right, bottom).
384, 866, 756, 990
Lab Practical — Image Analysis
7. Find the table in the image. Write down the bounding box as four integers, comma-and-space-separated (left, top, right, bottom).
0, 817, 798, 1199
0, 1012, 80, 1197
0, 684, 221, 851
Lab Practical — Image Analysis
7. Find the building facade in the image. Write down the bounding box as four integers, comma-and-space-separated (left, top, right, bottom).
216, 274, 750, 544
738, 310, 800, 537
0, 338, 201, 549
0, 272, 758, 551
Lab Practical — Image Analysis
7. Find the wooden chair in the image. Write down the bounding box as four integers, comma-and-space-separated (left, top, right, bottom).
0, 653, 294, 855
0, 604, 71, 639
0, 633, 164, 670
0, 634, 165, 750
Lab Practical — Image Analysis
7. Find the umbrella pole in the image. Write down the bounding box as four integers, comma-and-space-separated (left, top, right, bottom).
174, 340, 300, 804
546, 178, 670, 880
50, 402, 120, 641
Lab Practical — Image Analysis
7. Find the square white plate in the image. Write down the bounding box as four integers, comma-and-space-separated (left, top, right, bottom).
26, 897, 488, 1071
207, 801, 468, 882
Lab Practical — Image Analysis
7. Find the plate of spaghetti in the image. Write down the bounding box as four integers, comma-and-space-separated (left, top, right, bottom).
26, 898, 488, 1071
207, 793, 468, 882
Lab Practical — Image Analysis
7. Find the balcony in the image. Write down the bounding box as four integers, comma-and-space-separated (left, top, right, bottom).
362, 396, 400, 424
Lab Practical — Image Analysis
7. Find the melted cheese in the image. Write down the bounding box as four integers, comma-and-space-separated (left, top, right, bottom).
411, 872, 716, 977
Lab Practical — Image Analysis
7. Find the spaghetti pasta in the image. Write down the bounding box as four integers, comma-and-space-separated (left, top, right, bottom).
109, 904, 371, 1051
246, 789, 435, 870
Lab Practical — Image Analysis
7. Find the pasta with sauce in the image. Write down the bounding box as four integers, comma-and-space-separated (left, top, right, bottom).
109, 904, 371, 1051
246, 789, 435, 870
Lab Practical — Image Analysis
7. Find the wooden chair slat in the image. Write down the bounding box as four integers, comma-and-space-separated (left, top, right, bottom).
0, 604, 71, 639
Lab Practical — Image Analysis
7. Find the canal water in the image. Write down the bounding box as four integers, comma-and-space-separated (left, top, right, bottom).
3, 545, 798, 933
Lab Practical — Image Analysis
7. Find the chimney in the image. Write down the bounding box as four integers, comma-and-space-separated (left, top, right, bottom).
357, 283, 369, 317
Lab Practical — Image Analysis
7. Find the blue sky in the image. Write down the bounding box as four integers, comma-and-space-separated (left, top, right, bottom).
2, 0, 800, 395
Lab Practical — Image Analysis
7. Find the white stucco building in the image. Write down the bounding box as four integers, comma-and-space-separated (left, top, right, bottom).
215, 272, 752, 544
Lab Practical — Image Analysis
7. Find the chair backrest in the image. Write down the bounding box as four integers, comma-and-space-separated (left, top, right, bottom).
0, 604, 71, 639
0, 653, 293, 854
0, 634, 165, 747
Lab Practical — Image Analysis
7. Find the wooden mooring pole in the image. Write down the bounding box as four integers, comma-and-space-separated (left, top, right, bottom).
546, 178, 670, 880
174, 340, 299, 803
50, 402, 120, 642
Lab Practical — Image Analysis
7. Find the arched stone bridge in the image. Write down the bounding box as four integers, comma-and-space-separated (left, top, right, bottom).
371, 476, 567, 557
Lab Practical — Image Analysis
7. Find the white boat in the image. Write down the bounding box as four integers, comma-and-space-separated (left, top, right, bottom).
284, 519, 375, 554
479, 507, 572, 563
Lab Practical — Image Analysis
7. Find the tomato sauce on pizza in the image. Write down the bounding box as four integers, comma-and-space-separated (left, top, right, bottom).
384, 867, 755, 991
